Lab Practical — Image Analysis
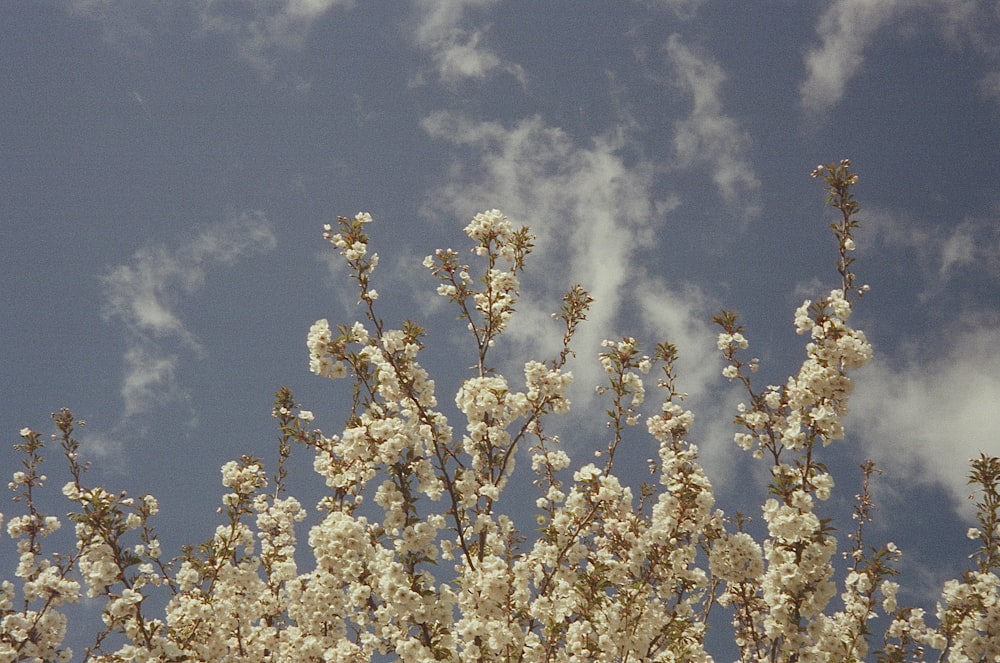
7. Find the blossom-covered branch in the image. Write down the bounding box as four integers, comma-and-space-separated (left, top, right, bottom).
2, 163, 998, 663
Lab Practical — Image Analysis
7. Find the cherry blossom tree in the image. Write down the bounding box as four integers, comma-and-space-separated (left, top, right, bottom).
3, 161, 999, 662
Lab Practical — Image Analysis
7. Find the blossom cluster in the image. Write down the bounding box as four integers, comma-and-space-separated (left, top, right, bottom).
2, 163, 999, 662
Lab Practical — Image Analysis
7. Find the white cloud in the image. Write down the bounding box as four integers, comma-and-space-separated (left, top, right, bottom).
938, 222, 977, 278
409, 0, 525, 85
799, 0, 908, 113
103, 245, 204, 348
851, 323, 1000, 515
864, 205, 1000, 294
119, 345, 182, 421
419, 111, 727, 425
67, 0, 158, 53
799, 0, 1000, 113
636, 279, 718, 406
633, 277, 749, 484
196, 0, 351, 80
638, 0, 707, 20
101, 212, 276, 424
978, 70, 1000, 105
69, 0, 349, 80
664, 35, 760, 216
933, 0, 1000, 57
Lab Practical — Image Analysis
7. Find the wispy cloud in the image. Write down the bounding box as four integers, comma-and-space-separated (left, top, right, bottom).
69, 0, 350, 82
103, 246, 203, 349
846, 201, 1000, 515
638, 0, 707, 20
978, 70, 1000, 105
67, 0, 158, 53
420, 112, 723, 419
799, 1, 1000, 113
637, 280, 719, 408
409, 0, 525, 86
634, 277, 742, 480
99, 212, 276, 445
664, 34, 760, 217
196, 0, 352, 81
852, 322, 1000, 515
864, 205, 1000, 299
799, 0, 908, 113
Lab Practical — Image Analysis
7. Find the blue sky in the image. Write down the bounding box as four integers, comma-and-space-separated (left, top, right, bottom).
3, 0, 1000, 650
